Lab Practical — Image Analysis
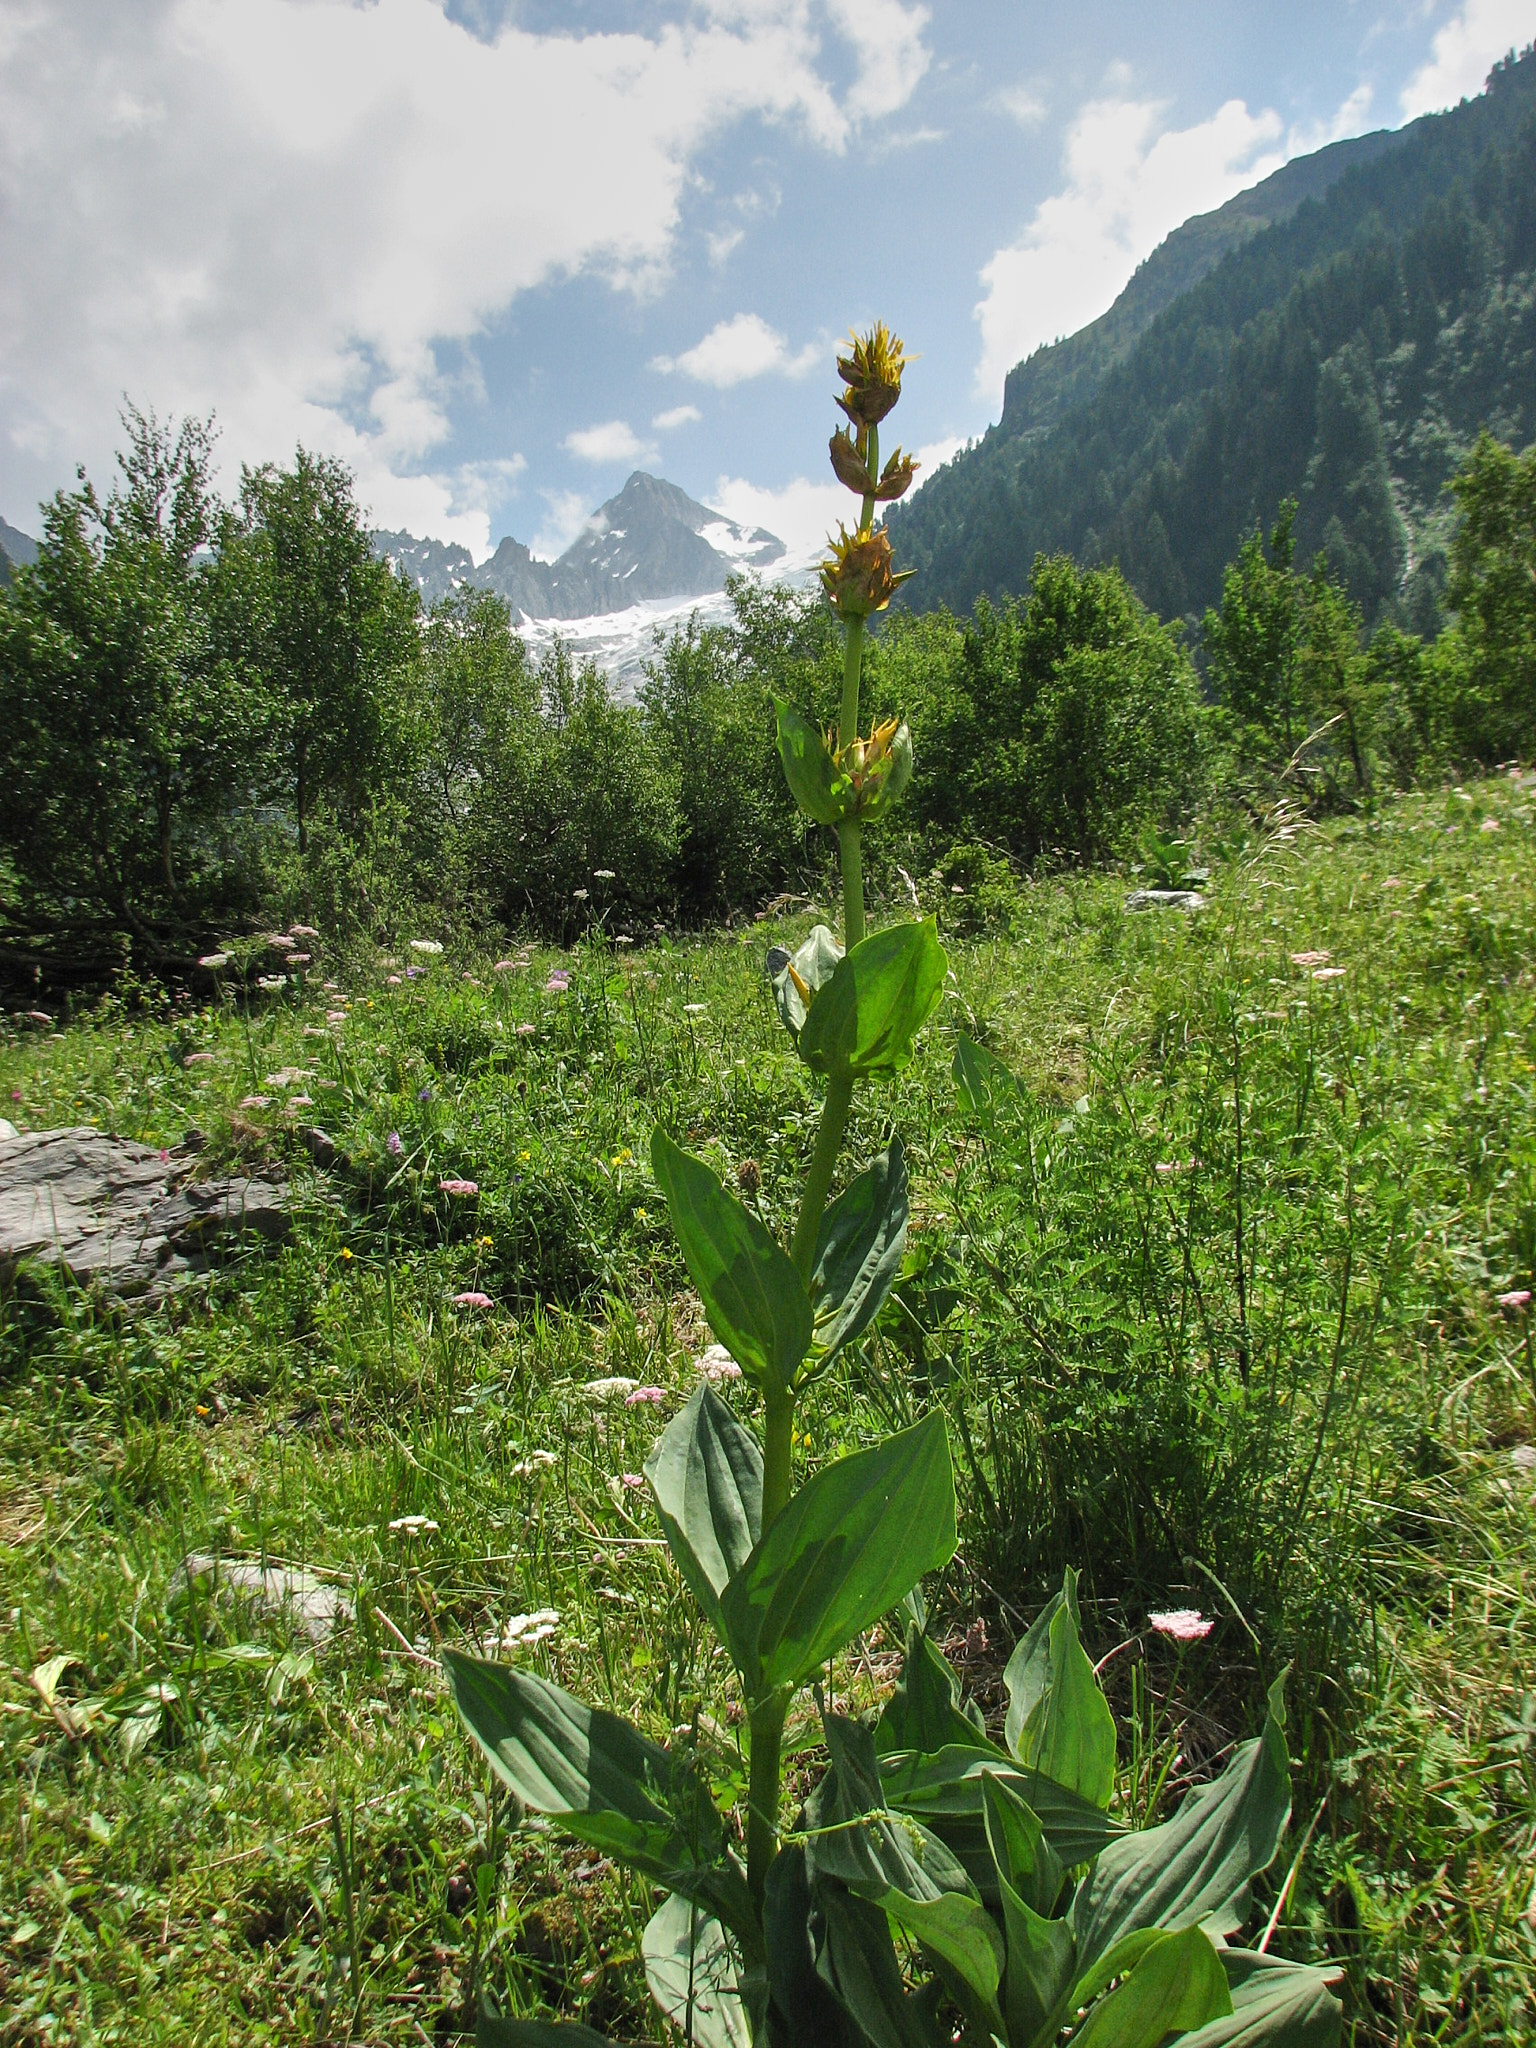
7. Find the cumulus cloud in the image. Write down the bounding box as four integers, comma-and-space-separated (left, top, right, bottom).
996, 83, 1047, 127
531, 490, 594, 564
712, 432, 962, 566
654, 313, 823, 386
564, 420, 658, 466
0, 0, 930, 553
653, 404, 703, 430
1287, 82, 1375, 157
973, 88, 1285, 404
1400, 0, 1531, 119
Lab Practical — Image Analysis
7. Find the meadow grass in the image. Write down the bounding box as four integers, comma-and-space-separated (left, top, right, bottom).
1, 772, 1534, 2044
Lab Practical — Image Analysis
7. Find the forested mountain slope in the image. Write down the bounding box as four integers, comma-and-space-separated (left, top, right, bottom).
888, 46, 1536, 628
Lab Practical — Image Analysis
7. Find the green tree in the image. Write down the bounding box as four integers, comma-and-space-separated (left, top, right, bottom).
1444, 429, 1536, 757
0, 409, 261, 968
1203, 501, 1301, 748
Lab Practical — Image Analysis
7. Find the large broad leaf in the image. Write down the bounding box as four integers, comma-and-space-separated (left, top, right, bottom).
478, 2013, 640, 2046
769, 924, 844, 1044
874, 1623, 988, 1758
642, 1892, 752, 2048
982, 1771, 1076, 2048
810, 1140, 909, 1362
644, 1385, 762, 1656
765, 1843, 857, 2045
1071, 1676, 1292, 1976
442, 1653, 755, 1949
720, 1411, 957, 1698
797, 921, 946, 1082
651, 1131, 812, 1392
1180, 1951, 1343, 2048
776, 701, 848, 826
805, 1714, 1003, 2031
1004, 1568, 1117, 1810
880, 1744, 1122, 1894
1069, 1926, 1232, 2048
952, 1035, 1020, 1126
982, 1769, 1065, 1919
815, 1883, 949, 2048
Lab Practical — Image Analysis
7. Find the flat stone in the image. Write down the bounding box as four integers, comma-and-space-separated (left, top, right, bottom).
1124, 889, 1207, 912
177, 1553, 351, 1643
0, 1127, 290, 1305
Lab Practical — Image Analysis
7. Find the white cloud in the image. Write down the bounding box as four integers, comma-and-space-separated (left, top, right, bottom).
653, 404, 703, 430
1287, 82, 1375, 157
996, 84, 1047, 127
654, 313, 823, 386
973, 88, 1286, 403
712, 433, 962, 567
0, 0, 930, 554
531, 490, 594, 564
1400, 0, 1530, 118
708, 226, 747, 264
564, 420, 658, 465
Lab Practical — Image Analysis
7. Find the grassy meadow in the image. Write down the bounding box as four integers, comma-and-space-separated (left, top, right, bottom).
2, 771, 1535, 2045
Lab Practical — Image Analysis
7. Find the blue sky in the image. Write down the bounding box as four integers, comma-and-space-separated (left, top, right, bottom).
0, 0, 1529, 563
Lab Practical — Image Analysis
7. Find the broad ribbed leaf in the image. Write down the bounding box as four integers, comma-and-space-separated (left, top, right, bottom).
1071, 1676, 1292, 1975
805, 1715, 1003, 2027
880, 1744, 1122, 1894
982, 1769, 1065, 1920
764, 1844, 852, 2044
1181, 1951, 1343, 2047
1004, 1568, 1116, 1810
810, 1140, 909, 1361
642, 1892, 751, 2048
997, 1879, 1076, 2048
442, 1652, 755, 1948
797, 920, 946, 1082
644, 1385, 762, 1656
952, 1035, 1019, 1124
1070, 1926, 1232, 2048
816, 1884, 949, 2048
651, 1131, 812, 1392
769, 924, 843, 1043
720, 1411, 957, 1697
776, 701, 848, 826
874, 1623, 987, 1758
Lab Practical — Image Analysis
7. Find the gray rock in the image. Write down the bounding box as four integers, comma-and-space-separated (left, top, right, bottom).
177, 1553, 351, 1643
0, 1120, 16, 1142
0, 1127, 290, 1305
1124, 888, 1207, 912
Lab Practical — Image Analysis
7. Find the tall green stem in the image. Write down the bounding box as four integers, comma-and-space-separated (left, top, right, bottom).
789, 1070, 854, 1281
747, 1381, 795, 1907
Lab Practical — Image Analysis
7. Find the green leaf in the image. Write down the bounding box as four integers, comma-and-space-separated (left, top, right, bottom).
644, 1386, 762, 1656
981, 1769, 1065, 1919
1180, 1951, 1343, 2048
810, 1140, 909, 1362
874, 1622, 987, 1758
952, 1034, 1019, 1125
776, 700, 849, 825
641, 1892, 752, 2048
720, 1411, 957, 1698
859, 722, 914, 821
650, 1130, 812, 1393
770, 924, 843, 1043
805, 1714, 1003, 2029
879, 1744, 1122, 1895
815, 1884, 949, 2048
442, 1652, 755, 1949
797, 921, 947, 1082
1004, 1568, 1117, 1810
764, 1843, 853, 2043
1069, 1926, 1232, 2048
1071, 1675, 1292, 1976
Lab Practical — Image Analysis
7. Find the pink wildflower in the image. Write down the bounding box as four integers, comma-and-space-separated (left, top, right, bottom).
545, 972, 570, 994
625, 1385, 667, 1407
516, 1022, 536, 1036
494, 960, 517, 972
452, 1290, 494, 1309
1498, 1289, 1532, 1310
1312, 966, 1346, 982
1148, 1609, 1213, 1642
291, 925, 320, 939
239, 1095, 270, 1110
699, 1344, 743, 1383
386, 974, 402, 986
439, 1178, 479, 1197
1289, 950, 1331, 968
619, 1472, 645, 1488
386, 1131, 403, 1157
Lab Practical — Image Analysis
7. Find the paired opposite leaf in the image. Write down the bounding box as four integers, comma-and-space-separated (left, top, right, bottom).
776, 701, 847, 826
1004, 1567, 1117, 1811
1069, 1926, 1232, 2048
651, 1130, 812, 1392
721, 1410, 957, 1698
810, 1139, 909, 1361
644, 1386, 762, 1659
798, 920, 947, 1082
878, 1744, 1121, 1896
